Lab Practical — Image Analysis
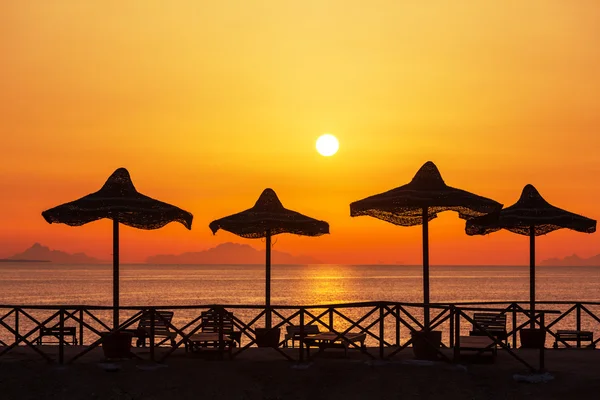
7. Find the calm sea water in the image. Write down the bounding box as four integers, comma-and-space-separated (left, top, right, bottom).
1, 263, 598, 345
0, 263, 598, 306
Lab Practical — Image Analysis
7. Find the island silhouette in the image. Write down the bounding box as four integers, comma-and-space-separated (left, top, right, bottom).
3, 242, 320, 265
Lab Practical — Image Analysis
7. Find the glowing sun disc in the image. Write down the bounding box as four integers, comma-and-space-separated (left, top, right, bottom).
316, 134, 339, 156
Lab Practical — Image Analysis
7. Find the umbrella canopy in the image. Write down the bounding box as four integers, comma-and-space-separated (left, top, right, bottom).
42, 168, 193, 328
466, 184, 596, 326
350, 161, 502, 328
210, 188, 329, 327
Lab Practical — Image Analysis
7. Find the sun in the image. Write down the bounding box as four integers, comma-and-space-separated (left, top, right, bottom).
316, 134, 339, 156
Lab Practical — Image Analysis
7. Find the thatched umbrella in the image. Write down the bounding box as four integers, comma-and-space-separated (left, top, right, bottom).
209, 188, 329, 328
350, 161, 502, 328
42, 168, 193, 328
466, 184, 596, 326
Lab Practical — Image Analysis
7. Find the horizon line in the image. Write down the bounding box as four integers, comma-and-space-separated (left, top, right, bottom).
1, 260, 598, 268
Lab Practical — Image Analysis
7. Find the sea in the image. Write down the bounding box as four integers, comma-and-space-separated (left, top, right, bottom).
1, 263, 598, 345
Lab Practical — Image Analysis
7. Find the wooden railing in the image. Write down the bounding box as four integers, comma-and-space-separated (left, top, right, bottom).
0, 301, 598, 371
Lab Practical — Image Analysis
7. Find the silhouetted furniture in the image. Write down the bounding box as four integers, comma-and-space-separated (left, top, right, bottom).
186, 333, 236, 358
553, 330, 594, 348
303, 332, 367, 357
469, 313, 508, 345
124, 311, 177, 347
101, 331, 133, 359
454, 336, 497, 362
284, 324, 321, 348
199, 308, 241, 346
36, 327, 77, 345
184, 309, 241, 355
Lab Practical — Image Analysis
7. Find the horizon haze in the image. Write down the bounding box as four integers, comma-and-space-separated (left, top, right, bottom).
4, 242, 600, 267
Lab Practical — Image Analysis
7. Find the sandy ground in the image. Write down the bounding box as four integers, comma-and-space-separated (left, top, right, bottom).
1, 347, 599, 400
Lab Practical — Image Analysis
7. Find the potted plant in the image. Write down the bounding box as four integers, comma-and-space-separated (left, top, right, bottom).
102, 331, 133, 359
255, 327, 281, 348
520, 328, 546, 349
411, 330, 442, 360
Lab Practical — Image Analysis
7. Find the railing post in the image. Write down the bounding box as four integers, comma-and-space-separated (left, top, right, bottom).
454, 308, 460, 362
539, 313, 545, 371
14, 309, 19, 344
512, 303, 517, 348
59, 307, 65, 364
218, 306, 225, 359
395, 305, 400, 347
150, 308, 155, 362
299, 308, 305, 362
79, 308, 84, 345
576, 303, 582, 348
329, 308, 334, 331
449, 306, 454, 349
379, 305, 384, 359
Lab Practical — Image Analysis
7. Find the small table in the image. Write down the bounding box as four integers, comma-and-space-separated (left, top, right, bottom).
454, 336, 498, 361
303, 332, 366, 357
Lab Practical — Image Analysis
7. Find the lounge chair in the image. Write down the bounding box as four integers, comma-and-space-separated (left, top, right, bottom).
36, 327, 78, 345
303, 331, 367, 357
125, 310, 177, 347
284, 324, 321, 348
185, 308, 241, 355
469, 313, 508, 345
553, 330, 594, 348
199, 308, 242, 346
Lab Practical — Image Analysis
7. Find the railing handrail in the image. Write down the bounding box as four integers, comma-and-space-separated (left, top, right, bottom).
3, 300, 600, 309
1, 300, 594, 311
441, 300, 600, 306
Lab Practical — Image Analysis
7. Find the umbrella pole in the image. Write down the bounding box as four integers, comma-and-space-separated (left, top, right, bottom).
422, 207, 430, 330
113, 218, 120, 330
529, 225, 535, 329
265, 229, 272, 329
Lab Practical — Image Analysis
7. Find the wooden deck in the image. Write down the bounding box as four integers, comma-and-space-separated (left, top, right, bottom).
2, 347, 600, 400
0, 344, 598, 367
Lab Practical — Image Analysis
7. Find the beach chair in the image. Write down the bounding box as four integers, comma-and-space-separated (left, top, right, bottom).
454, 336, 498, 363
36, 327, 78, 345
185, 308, 241, 355
126, 310, 177, 347
284, 324, 321, 348
469, 313, 508, 345
199, 308, 242, 346
303, 332, 367, 357
553, 330, 594, 348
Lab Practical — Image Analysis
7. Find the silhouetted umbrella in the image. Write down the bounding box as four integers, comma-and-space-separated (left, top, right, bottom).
42, 168, 193, 329
209, 188, 329, 328
350, 161, 502, 328
466, 184, 596, 326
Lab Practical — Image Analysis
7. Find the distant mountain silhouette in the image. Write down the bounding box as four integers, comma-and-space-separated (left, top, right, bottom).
541, 254, 600, 266
146, 242, 320, 265
9, 243, 104, 264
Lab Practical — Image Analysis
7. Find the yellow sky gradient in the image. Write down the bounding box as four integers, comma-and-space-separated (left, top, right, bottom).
1, 1, 599, 264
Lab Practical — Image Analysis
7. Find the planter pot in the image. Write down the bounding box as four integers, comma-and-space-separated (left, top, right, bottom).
102, 332, 133, 359
520, 328, 546, 349
411, 330, 442, 360
255, 327, 281, 348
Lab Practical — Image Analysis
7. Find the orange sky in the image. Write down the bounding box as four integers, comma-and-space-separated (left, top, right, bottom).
1, 1, 599, 264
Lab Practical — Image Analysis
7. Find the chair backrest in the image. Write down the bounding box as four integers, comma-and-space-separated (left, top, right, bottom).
286, 324, 321, 336
41, 327, 76, 336
201, 309, 235, 333
137, 311, 174, 333
472, 313, 507, 331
